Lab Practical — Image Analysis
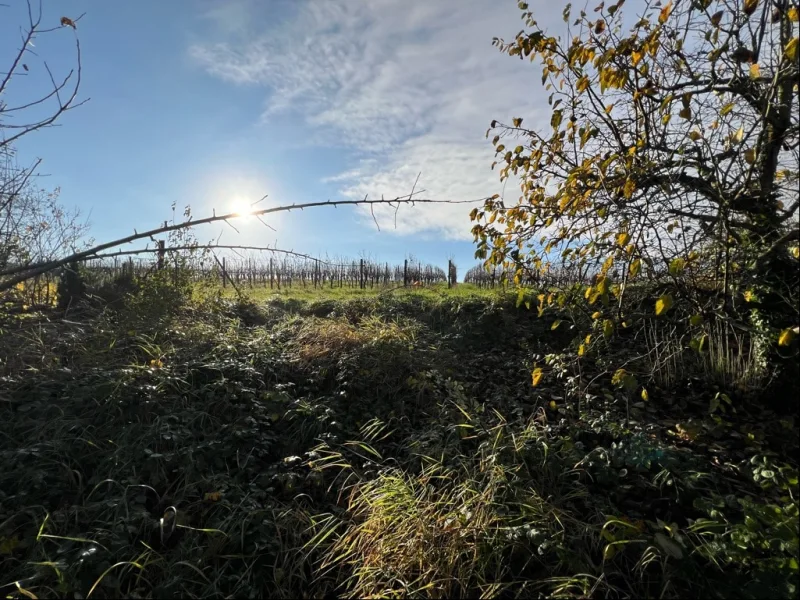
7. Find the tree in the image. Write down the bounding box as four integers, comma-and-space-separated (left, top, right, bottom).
1, 2, 88, 304
472, 0, 799, 379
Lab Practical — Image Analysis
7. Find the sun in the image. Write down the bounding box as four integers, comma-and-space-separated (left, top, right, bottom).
229, 198, 257, 220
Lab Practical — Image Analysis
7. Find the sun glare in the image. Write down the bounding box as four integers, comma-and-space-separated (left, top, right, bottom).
230, 198, 256, 220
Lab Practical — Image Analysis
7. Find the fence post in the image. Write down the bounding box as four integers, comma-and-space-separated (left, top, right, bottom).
403, 259, 408, 286
157, 241, 165, 271
359, 259, 364, 289
222, 257, 227, 288
447, 259, 452, 288
269, 257, 274, 289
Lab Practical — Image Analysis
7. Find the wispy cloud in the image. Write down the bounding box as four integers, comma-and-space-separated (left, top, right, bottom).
189, 0, 560, 240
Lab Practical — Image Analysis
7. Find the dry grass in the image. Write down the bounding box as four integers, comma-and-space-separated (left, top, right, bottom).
292, 316, 416, 364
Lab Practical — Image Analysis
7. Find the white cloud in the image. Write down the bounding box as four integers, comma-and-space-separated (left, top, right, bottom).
189, 0, 561, 240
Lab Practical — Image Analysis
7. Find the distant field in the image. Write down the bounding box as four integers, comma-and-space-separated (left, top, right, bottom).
197, 281, 511, 303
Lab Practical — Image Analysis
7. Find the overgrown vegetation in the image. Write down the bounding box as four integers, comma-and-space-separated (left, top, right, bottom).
0, 282, 797, 599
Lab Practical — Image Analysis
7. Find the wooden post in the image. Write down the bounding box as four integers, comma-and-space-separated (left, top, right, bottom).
155, 240, 165, 270
222, 257, 227, 288
403, 259, 408, 286
269, 258, 274, 289
447, 259, 452, 288
359, 259, 364, 289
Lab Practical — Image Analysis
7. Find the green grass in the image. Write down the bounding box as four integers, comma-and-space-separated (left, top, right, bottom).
0, 286, 797, 599
197, 281, 508, 303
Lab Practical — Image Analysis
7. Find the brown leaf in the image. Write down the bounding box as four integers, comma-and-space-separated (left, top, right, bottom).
60, 16, 77, 29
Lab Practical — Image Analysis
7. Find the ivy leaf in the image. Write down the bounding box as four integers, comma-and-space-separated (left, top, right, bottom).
655, 294, 674, 316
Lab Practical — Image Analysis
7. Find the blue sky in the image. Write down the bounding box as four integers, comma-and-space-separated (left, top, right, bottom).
3, 0, 563, 274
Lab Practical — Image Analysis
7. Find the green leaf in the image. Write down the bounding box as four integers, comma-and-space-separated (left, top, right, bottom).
551, 319, 562, 330
668, 258, 685, 276
603, 319, 614, 339
654, 532, 683, 559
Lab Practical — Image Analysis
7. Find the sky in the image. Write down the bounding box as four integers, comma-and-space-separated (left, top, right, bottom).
2, 0, 566, 274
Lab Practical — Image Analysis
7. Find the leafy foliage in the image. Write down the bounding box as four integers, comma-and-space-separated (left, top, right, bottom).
471, 0, 799, 393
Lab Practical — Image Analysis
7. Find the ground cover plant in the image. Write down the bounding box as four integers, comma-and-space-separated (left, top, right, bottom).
0, 280, 797, 599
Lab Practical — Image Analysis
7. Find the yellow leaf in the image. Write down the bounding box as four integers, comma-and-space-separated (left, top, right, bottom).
743, 289, 755, 302
789, 6, 799, 22
744, 148, 756, 164
631, 50, 643, 66
688, 129, 703, 141
743, 0, 759, 16
549, 400, 558, 410
778, 328, 796, 347
785, 37, 799, 62
641, 388, 649, 401
749, 63, 760, 78
532, 367, 544, 387
592, 311, 602, 320
659, 1, 673, 24
629, 258, 642, 278
617, 232, 631, 246
603, 319, 614, 339
623, 178, 636, 198
204, 491, 223, 502
551, 319, 562, 330
585, 334, 592, 344
732, 126, 745, 144
655, 294, 674, 316
791, 246, 800, 259
578, 344, 586, 356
